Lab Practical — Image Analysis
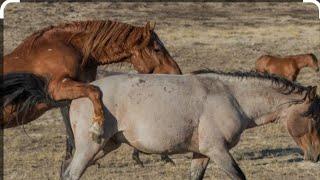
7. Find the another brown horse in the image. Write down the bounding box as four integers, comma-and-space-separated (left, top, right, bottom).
255, 53, 319, 81
2, 20, 181, 164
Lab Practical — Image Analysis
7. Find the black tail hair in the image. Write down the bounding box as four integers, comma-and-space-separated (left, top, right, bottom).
1, 73, 60, 125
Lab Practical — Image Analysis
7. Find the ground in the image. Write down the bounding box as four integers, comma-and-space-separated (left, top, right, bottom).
3, 2, 320, 180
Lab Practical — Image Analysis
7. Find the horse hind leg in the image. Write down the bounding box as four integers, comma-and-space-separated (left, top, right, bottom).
190, 153, 209, 180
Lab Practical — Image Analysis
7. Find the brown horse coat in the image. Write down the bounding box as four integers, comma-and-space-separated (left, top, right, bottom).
255, 53, 319, 81
2, 20, 181, 142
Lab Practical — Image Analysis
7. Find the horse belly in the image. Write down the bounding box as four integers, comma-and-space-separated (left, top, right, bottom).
115, 91, 201, 153
121, 118, 196, 154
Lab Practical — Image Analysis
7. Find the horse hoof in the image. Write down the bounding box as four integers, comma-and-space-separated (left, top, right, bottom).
90, 122, 104, 144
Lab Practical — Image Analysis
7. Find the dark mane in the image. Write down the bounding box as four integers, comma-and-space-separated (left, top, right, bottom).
309, 53, 318, 64
13, 20, 149, 67
303, 96, 320, 125
192, 69, 310, 95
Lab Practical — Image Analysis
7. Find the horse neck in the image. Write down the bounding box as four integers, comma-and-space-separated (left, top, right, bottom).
66, 23, 136, 67
67, 32, 100, 65
222, 79, 307, 127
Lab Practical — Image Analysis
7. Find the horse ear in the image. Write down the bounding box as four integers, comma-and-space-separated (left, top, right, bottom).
149, 21, 156, 31
140, 22, 152, 47
145, 22, 151, 32
145, 21, 156, 31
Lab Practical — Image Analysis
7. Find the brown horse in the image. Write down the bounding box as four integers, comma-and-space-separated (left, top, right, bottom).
2, 20, 181, 164
255, 53, 319, 81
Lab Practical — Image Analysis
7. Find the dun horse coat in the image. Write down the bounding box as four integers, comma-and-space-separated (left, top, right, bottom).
1, 20, 181, 165
255, 53, 319, 81
64, 70, 320, 180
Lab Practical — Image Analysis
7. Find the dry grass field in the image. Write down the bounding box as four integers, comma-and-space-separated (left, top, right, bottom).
3, 2, 320, 180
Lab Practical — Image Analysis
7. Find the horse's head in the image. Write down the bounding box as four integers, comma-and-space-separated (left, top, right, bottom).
286, 86, 320, 162
308, 53, 319, 72
128, 22, 181, 75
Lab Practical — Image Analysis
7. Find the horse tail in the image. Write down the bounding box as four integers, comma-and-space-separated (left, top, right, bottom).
0, 73, 58, 122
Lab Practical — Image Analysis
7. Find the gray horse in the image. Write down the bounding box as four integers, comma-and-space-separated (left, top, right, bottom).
63, 70, 320, 180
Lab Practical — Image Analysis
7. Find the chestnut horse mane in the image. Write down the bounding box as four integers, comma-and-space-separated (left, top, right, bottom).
14, 20, 149, 67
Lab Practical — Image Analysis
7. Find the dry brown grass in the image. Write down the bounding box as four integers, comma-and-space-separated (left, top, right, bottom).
3, 2, 320, 180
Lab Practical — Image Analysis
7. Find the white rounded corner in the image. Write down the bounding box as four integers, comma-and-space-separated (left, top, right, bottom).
303, 0, 320, 19
0, 0, 20, 19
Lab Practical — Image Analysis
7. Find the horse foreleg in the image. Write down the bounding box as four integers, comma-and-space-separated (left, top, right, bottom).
62, 143, 101, 180
49, 78, 104, 143
204, 148, 246, 180
190, 153, 209, 180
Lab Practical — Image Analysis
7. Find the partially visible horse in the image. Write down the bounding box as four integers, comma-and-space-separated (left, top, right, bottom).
64, 70, 320, 180
255, 53, 319, 81
1, 20, 181, 164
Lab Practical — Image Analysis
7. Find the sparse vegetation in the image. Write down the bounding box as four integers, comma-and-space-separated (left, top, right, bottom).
3, 2, 320, 180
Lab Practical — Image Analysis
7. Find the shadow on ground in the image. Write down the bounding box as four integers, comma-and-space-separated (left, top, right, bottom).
240, 147, 303, 161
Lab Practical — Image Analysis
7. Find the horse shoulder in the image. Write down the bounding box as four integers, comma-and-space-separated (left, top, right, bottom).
31, 42, 82, 79
200, 92, 245, 148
